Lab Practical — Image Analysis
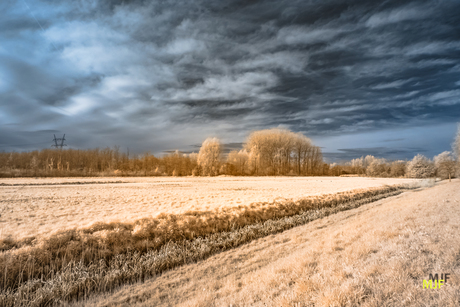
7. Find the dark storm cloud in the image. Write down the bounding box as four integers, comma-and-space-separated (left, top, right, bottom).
0, 0, 459, 159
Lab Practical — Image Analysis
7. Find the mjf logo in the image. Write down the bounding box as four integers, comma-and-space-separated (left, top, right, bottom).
422, 273, 450, 289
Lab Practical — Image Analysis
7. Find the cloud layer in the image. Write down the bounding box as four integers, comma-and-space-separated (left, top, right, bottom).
1, 0, 459, 160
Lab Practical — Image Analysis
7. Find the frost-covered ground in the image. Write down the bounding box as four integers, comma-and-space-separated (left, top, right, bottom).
0, 176, 419, 240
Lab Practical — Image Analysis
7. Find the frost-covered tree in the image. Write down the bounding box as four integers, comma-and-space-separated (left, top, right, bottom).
197, 137, 222, 176
406, 154, 435, 178
434, 151, 456, 181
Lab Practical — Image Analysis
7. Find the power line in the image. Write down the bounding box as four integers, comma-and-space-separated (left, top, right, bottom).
21, 0, 59, 51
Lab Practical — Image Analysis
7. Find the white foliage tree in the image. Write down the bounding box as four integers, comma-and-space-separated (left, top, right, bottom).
197, 137, 222, 176
406, 154, 435, 178
434, 151, 456, 181
244, 128, 321, 175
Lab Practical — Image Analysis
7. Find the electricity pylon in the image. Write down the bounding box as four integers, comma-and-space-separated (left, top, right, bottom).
52, 134, 67, 149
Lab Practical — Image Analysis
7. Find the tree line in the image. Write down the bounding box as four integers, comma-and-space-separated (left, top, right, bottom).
0, 128, 322, 177
198, 128, 324, 176
328, 124, 460, 180
1, 125, 459, 179
329, 152, 456, 180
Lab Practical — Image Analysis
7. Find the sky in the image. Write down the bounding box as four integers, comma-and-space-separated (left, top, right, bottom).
1, 0, 459, 162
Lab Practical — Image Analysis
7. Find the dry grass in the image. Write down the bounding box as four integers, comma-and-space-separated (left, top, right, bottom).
75, 179, 459, 307
0, 182, 419, 306
0, 176, 419, 240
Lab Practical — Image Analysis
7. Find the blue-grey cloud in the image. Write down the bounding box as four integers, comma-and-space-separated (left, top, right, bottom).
0, 0, 459, 160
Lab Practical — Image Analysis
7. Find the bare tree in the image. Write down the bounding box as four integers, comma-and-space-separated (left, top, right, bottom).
293, 133, 312, 175
434, 151, 456, 181
305, 145, 323, 175
197, 137, 222, 176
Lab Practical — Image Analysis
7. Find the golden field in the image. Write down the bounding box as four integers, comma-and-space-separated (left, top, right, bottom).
2, 176, 450, 307
74, 179, 460, 307
0, 176, 418, 240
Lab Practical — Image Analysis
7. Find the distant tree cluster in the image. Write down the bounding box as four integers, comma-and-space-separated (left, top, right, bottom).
1, 125, 459, 179
189, 128, 324, 176
240, 128, 323, 175
0, 128, 323, 177
329, 123, 460, 180
332, 155, 411, 178
330, 150, 457, 180
0, 147, 197, 177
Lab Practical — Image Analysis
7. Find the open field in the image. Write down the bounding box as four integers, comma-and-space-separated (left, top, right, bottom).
0, 176, 419, 240
73, 179, 460, 307
0, 177, 434, 306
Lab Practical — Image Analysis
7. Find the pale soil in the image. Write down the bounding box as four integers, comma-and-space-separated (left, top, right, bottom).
0, 177, 418, 240
74, 179, 460, 307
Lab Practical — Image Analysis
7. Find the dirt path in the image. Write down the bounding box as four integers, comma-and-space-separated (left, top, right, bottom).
73, 179, 460, 307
